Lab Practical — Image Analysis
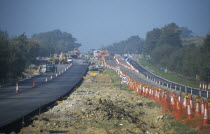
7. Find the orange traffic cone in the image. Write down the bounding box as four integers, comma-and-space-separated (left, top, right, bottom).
139, 84, 142, 93
142, 87, 145, 96
178, 95, 181, 107
158, 91, 161, 101
201, 98, 205, 115
137, 84, 140, 95
164, 92, 168, 102
189, 95, 194, 111
146, 87, 149, 96
151, 89, 154, 98
171, 94, 176, 109
176, 97, 181, 112
174, 97, 182, 121
203, 103, 209, 125
149, 88, 153, 97
16, 82, 19, 93
183, 98, 187, 109
195, 101, 200, 115
138, 84, 142, 95
135, 84, 139, 94
156, 90, 159, 101
32, 80, 36, 88
187, 101, 193, 119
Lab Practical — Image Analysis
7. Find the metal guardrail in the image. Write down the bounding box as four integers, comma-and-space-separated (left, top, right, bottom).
130, 59, 210, 98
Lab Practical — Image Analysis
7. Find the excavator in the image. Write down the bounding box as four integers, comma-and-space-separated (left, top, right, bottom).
59, 52, 68, 64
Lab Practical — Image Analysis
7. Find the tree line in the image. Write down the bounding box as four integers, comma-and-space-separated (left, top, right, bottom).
104, 35, 144, 55
0, 30, 81, 84
144, 23, 210, 82
104, 23, 210, 82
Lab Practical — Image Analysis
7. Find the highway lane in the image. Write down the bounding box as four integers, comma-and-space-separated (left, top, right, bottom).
106, 60, 160, 89
0, 60, 88, 132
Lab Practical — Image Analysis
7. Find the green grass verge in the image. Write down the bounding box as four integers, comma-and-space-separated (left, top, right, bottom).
104, 69, 127, 89
162, 116, 200, 134
103, 69, 121, 82
169, 121, 200, 134
138, 57, 199, 88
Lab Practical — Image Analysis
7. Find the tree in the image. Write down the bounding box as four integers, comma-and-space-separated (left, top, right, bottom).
0, 31, 10, 82
157, 23, 182, 48
31, 29, 81, 56
144, 28, 161, 54
145, 23, 182, 66
26, 40, 40, 63
8, 34, 30, 78
199, 35, 210, 81
180, 27, 193, 38
0, 32, 41, 81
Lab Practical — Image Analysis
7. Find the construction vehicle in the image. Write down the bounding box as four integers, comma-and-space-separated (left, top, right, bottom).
67, 57, 73, 63
48, 54, 59, 64
68, 48, 80, 59
59, 52, 68, 64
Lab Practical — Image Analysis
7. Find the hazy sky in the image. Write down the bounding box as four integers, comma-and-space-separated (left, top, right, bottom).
0, 0, 210, 52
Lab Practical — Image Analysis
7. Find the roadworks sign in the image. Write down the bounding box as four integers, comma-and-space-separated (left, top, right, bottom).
121, 76, 129, 84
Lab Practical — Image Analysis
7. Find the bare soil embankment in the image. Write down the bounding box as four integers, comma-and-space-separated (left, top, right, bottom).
18, 68, 197, 134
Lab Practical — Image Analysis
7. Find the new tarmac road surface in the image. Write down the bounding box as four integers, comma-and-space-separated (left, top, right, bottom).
0, 60, 88, 132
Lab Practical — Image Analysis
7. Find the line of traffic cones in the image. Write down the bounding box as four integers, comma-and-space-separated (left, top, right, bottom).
104, 59, 210, 128
14, 64, 73, 94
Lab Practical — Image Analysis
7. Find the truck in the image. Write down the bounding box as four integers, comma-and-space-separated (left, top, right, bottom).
67, 57, 73, 63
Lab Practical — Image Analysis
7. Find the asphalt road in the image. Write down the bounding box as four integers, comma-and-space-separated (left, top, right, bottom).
106, 60, 159, 88
0, 64, 68, 99
0, 60, 88, 131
